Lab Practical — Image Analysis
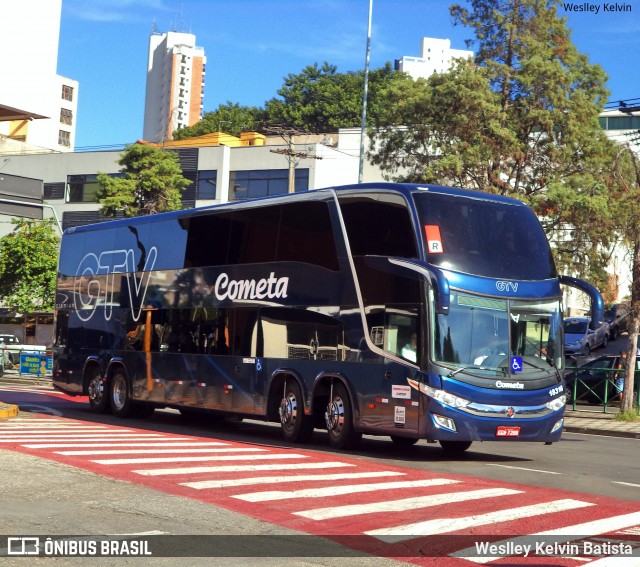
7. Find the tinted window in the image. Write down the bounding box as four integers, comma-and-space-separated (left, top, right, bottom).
338, 193, 418, 258
184, 201, 339, 271
414, 192, 556, 279
276, 201, 339, 270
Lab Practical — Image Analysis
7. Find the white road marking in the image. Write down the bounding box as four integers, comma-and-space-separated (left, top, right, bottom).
57, 447, 255, 456
452, 511, 640, 563
93, 453, 309, 465
23, 441, 227, 449
181, 471, 407, 489
367, 499, 593, 541
134, 461, 355, 476
298, 487, 520, 521
485, 463, 562, 475
233, 478, 460, 503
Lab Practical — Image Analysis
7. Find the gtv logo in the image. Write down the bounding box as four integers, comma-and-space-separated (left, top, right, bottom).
74, 247, 157, 322
496, 280, 519, 293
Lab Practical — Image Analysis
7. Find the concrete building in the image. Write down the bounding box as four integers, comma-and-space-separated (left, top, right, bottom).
0, 0, 78, 152
0, 130, 364, 236
143, 30, 206, 143
395, 37, 474, 79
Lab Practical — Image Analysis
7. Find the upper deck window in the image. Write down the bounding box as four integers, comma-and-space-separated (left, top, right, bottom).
414, 192, 556, 280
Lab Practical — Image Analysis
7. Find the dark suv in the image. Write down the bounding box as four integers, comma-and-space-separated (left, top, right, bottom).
604, 303, 630, 341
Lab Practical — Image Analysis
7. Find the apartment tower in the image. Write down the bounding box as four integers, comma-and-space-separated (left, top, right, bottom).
143, 30, 206, 143
0, 0, 78, 151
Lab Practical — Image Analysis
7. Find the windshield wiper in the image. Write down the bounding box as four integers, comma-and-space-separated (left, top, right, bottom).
448, 364, 500, 378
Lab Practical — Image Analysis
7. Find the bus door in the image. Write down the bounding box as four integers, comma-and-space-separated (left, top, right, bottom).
362, 306, 422, 435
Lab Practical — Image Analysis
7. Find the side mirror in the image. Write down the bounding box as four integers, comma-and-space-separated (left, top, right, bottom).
559, 275, 604, 330
389, 258, 450, 315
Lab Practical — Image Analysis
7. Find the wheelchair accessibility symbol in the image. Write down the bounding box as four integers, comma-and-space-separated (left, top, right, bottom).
510, 356, 523, 373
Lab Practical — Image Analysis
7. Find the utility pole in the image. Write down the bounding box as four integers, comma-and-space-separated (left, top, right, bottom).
359, 0, 373, 183
267, 126, 322, 193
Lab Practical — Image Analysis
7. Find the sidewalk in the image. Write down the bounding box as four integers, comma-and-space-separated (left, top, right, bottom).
0, 374, 639, 439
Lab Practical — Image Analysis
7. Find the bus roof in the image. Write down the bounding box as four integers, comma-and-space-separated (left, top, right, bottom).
63, 182, 528, 236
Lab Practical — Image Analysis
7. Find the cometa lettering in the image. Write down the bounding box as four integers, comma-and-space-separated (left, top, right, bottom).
215, 272, 289, 301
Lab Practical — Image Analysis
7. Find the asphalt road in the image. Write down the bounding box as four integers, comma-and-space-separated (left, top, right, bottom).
2, 381, 640, 566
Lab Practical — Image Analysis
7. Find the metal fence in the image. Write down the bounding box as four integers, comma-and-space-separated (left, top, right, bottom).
1, 347, 52, 379
565, 365, 640, 414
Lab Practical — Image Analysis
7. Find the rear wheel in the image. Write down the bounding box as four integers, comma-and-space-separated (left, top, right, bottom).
439, 440, 472, 455
279, 379, 314, 443
110, 369, 134, 418
325, 382, 361, 450
87, 367, 109, 413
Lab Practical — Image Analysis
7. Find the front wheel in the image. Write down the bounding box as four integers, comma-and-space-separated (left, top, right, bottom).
601, 334, 608, 348
87, 367, 110, 413
279, 379, 314, 443
439, 440, 472, 455
325, 383, 361, 450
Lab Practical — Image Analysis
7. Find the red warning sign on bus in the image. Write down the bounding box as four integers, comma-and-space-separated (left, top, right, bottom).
424, 225, 444, 254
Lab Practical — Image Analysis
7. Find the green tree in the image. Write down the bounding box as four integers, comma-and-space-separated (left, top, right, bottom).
610, 145, 640, 413
172, 102, 267, 139
265, 61, 412, 133
369, 0, 614, 281
0, 219, 59, 312
96, 143, 191, 217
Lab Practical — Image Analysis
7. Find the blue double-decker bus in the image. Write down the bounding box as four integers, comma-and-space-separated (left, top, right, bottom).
52, 183, 603, 453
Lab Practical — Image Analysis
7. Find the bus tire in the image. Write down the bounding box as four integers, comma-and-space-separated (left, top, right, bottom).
279, 379, 314, 443
87, 367, 110, 413
110, 369, 134, 418
439, 440, 472, 454
391, 435, 418, 448
325, 382, 362, 450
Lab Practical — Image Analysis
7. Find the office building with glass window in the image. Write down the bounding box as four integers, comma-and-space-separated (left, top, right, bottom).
0, 131, 361, 236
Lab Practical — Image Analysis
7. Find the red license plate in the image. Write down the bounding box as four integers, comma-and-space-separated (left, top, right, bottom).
496, 426, 521, 437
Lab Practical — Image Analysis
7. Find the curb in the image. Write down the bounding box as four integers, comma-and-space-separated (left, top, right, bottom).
0, 402, 19, 418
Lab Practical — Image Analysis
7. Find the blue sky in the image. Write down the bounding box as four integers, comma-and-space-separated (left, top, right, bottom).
58, 0, 640, 149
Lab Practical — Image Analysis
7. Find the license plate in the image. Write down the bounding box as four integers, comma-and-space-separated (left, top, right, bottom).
496, 426, 520, 437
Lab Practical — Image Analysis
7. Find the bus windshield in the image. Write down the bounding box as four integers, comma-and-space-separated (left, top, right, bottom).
431, 291, 563, 378
413, 192, 556, 280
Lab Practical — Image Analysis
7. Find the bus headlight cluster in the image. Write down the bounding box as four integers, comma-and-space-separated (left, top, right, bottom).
408, 379, 471, 409
545, 396, 567, 412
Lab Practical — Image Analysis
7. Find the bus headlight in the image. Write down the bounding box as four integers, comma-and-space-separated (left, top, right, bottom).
545, 396, 566, 412
407, 379, 471, 409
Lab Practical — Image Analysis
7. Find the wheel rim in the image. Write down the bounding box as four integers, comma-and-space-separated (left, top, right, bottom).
88, 375, 104, 404
279, 391, 299, 427
325, 395, 346, 435
112, 375, 127, 411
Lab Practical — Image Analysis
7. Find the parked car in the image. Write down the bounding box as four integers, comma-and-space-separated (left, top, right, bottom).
604, 303, 630, 341
0, 333, 46, 364
563, 316, 608, 356
565, 354, 637, 404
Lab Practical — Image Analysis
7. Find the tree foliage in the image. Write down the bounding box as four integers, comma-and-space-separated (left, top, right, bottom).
264, 61, 412, 133
0, 219, 59, 312
96, 143, 191, 217
172, 62, 413, 138
609, 145, 640, 412
173, 102, 267, 139
369, 0, 614, 282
